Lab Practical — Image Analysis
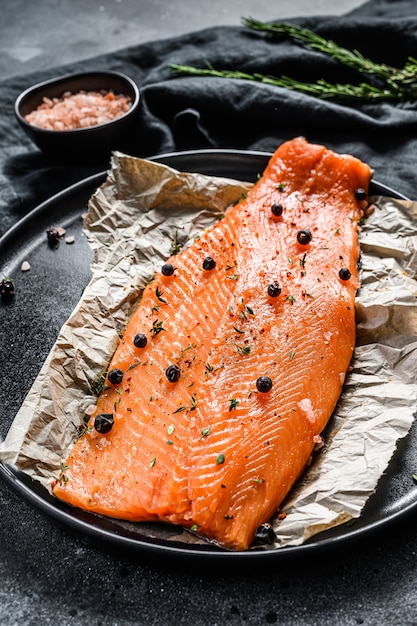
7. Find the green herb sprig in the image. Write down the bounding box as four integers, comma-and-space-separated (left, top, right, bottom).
150, 319, 165, 337
169, 229, 183, 256
169, 18, 417, 102
155, 286, 167, 304
243, 18, 417, 86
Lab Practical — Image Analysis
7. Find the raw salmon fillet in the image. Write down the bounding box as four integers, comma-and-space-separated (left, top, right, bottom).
53, 137, 372, 550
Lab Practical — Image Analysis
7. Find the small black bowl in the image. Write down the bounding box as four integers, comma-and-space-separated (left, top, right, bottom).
15, 70, 140, 163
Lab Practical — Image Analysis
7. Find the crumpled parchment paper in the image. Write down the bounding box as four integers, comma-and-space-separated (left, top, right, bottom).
1, 152, 416, 550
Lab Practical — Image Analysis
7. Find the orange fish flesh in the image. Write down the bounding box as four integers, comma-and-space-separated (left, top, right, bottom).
52, 137, 372, 550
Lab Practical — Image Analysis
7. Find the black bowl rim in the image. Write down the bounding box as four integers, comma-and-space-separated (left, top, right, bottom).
14, 70, 140, 136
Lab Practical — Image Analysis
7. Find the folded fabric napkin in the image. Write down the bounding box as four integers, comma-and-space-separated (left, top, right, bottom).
1, 0, 417, 236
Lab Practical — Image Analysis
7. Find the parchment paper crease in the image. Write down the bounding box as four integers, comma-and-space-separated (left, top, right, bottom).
1, 152, 416, 550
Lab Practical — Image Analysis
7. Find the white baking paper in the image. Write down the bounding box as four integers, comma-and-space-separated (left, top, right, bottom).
1, 153, 416, 550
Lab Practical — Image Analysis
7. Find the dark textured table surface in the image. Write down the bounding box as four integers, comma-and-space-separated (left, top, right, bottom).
3, 1, 417, 624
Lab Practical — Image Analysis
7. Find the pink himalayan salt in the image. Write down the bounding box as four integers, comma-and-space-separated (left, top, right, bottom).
25, 89, 132, 131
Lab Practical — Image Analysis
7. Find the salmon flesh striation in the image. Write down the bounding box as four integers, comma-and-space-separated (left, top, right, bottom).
53, 137, 372, 550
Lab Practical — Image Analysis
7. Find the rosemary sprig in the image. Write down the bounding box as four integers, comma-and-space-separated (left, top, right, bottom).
170, 62, 262, 83
169, 19, 417, 101
243, 18, 417, 86
169, 63, 402, 101
269, 76, 398, 101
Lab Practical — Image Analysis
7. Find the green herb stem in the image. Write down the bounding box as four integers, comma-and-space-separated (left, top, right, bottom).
170, 64, 401, 101
169, 18, 417, 102
242, 18, 409, 84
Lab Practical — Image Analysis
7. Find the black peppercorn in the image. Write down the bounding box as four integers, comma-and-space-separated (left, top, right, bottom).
267, 283, 282, 298
94, 413, 114, 434
339, 267, 352, 281
133, 333, 147, 348
161, 263, 175, 276
256, 376, 273, 393
254, 522, 277, 545
203, 256, 216, 271
46, 227, 60, 247
271, 203, 283, 217
108, 368, 124, 385
297, 229, 312, 245
166, 364, 181, 383
0, 278, 15, 302
354, 188, 367, 201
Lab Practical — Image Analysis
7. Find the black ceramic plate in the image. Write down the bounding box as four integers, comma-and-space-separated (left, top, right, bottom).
0, 149, 415, 563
